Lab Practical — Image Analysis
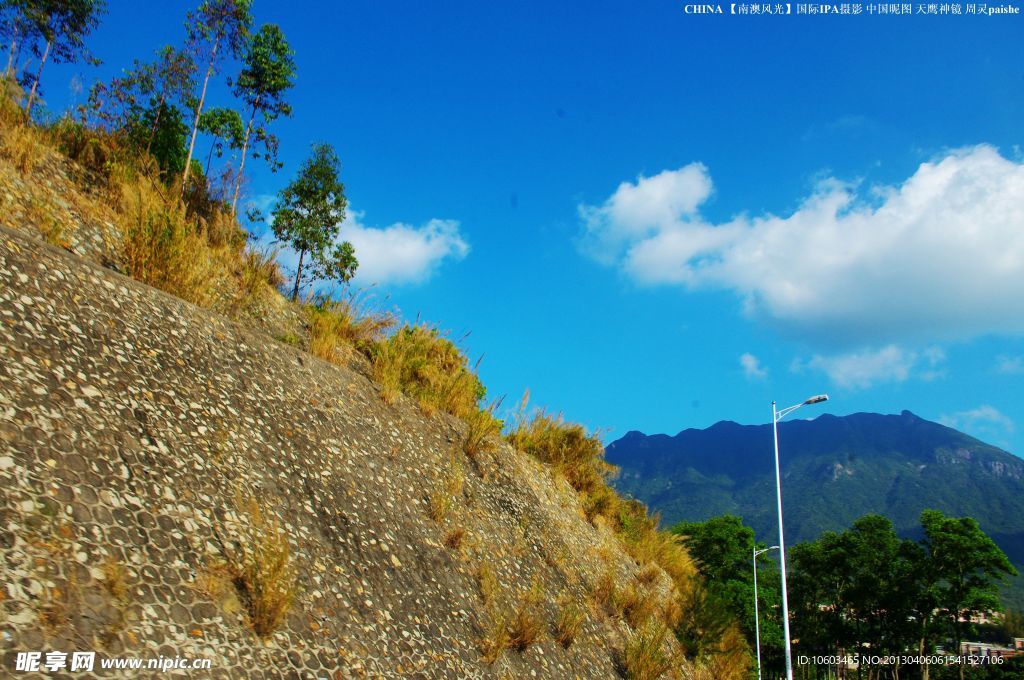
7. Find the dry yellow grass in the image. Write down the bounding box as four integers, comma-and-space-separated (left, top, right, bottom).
0, 123, 46, 175
555, 601, 585, 648
476, 563, 499, 607
307, 292, 395, 364
371, 324, 485, 418
429, 453, 465, 522
227, 499, 299, 638
116, 175, 221, 306
463, 400, 503, 459
622, 622, 675, 680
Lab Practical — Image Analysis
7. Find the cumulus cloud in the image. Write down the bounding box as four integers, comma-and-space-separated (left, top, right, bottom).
739, 353, 767, 379
271, 208, 469, 288
345, 215, 469, 285
794, 344, 945, 389
579, 146, 1024, 346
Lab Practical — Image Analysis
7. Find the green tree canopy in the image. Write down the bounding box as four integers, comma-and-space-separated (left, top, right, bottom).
230, 22, 295, 213
16, 0, 105, 116
672, 515, 784, 674
197, 106, 244, 176
921, 509, 1018, 664
271, 143, 357, 300
181, 0, 252, 192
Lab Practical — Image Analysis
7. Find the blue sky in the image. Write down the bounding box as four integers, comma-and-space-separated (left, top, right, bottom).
38, 1, 1024, 453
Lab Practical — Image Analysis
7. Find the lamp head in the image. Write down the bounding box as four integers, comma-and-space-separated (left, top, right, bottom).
804, 394, 829, 405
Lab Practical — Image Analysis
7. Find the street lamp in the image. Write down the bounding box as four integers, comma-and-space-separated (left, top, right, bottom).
753, 544, 779, 680
773, 394, 828, 680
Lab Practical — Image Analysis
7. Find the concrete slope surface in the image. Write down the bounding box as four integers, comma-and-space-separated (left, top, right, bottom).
0, 225, 664, 678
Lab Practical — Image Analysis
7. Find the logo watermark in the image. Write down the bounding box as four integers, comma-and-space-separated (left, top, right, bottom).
13, 651, 213, 673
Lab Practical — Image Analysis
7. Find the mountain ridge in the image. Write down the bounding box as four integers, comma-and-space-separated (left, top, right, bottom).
606, 410, 1024, 567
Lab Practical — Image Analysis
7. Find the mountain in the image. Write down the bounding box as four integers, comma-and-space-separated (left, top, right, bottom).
607, 411, 1024, 604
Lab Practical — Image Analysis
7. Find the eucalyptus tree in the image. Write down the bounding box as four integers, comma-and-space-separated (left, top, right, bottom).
181, 0, 252, 193
229, 23, 295, 214
2, 0, 28, 76
20, 0, 105, 117
197, 106, 244, 177
135, 46, 195, 155
271, 143, 356, 301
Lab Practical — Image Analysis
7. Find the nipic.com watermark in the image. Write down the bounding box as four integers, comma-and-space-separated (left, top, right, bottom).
13, 651, 213, 673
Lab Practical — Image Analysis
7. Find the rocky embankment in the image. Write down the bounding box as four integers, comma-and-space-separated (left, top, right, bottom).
0, 221, 679, 678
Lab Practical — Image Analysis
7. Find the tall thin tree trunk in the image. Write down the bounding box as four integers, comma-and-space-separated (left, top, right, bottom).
230, 101, 257, 215
182, 39, 218, 196
204, 137, 218, 177
919, 632, 929, 680
24, 39, 50, 117
292, 248, 305, 301
145, 93, 166, 155
5, 25, 20, 76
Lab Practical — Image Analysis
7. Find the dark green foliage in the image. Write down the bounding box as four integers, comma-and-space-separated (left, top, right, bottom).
271, 143, 355, 300
182, 0, 253, 190
229, 22, 295, 212
921, 509, 1018, 655
607, 411, 1024, 609
787, 510, 1016, 679
673, 516, 783, 673
197, 106, 243, 175
132, 101, 187, 180
673, 579, 736, 659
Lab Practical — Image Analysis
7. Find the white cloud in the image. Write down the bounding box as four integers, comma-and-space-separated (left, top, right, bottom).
794, 344, 946, 389
345, 215, 469, 285
996, 355, 1024, 375
941, 405, 1016, 437
271, 208, 469, 289
739, 352, 767, 379
579, 146, 1024, 345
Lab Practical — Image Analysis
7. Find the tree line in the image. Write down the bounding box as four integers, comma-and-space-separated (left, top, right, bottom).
1, 0, 358, 298
674, 511, 1019, 680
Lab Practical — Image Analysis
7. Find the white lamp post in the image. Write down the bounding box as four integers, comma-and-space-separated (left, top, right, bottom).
773, 394, 828, 680
753, 544, 779, 680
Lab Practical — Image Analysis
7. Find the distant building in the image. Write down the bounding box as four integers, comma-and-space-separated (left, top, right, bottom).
959, 640, 1023, 660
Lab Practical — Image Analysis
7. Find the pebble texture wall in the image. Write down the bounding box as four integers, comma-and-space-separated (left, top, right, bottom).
0, 225, 674, 678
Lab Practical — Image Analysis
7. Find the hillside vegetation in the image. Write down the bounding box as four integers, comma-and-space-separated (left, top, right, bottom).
607, 411, 1024, 610
0, 77, 748, 678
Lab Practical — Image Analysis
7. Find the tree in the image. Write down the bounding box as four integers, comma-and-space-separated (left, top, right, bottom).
87, 45, 194, 147
673, 516, 784, 675
271, 143, 357, 301
921, 509, 1017, 680
230, 23, 295, 214
2, 0, 27, 76
197, 106, 244, 177
19, 0, 105, 117
181, 0, 252, 194
134, 46, 196, 156
132, 101, 188, 180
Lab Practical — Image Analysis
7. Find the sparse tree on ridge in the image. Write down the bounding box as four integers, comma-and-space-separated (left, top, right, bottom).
181, 0, 252, 195
230, 23, 295, 214
2, 0, 29, 76
135, 46, 196, 156
271, 143, 357, 301
19, 0, 105, 117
